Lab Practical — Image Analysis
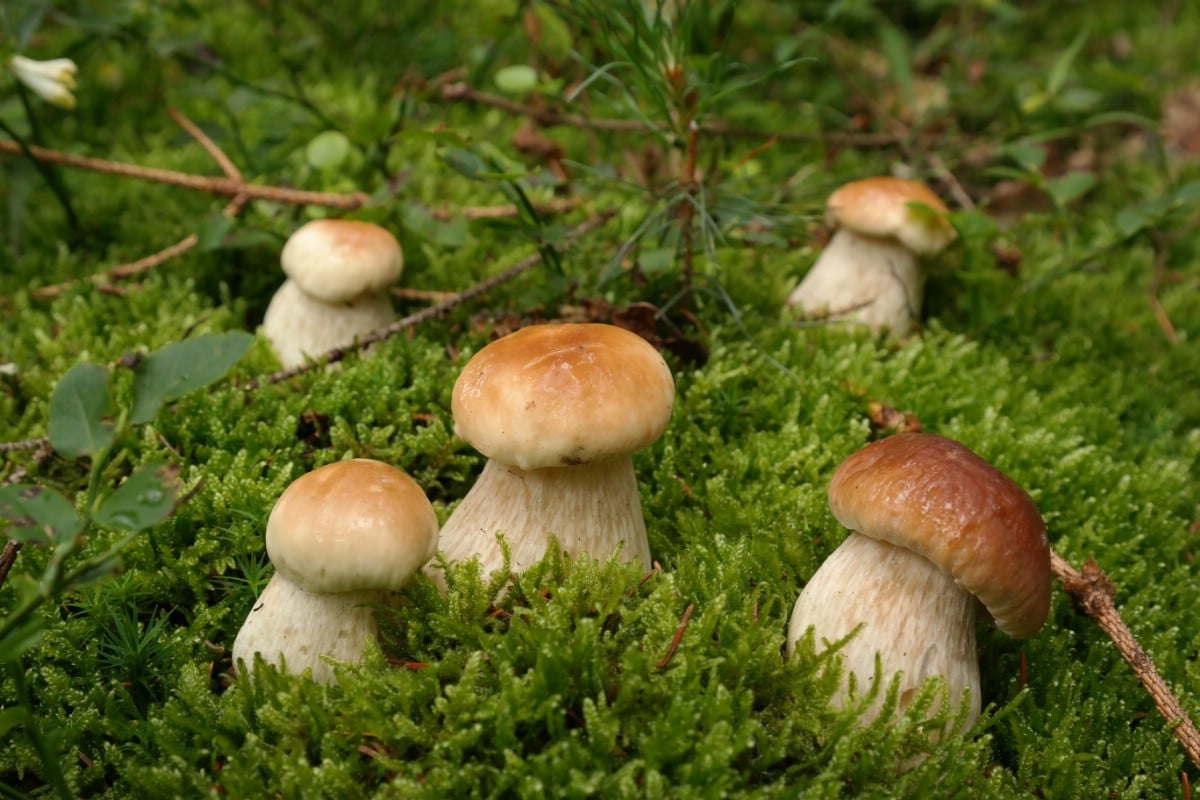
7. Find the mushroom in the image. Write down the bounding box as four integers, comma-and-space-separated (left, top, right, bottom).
262, 219, 403, 368
426, 323, 675, 590
232, 458, 439, 684
786, 432, 1050, 731
786, 177, 955, 336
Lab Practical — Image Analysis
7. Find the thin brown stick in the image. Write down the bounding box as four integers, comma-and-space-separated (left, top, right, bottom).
435, 197, 582, 221
1148, 231, 1178, 346
0, 138, 368, 209
656, 603, 695, 669
15, 109, 253, 304
167, 108, 242, 183
928, 153, 976, 212
243, 209, 616, 389
0, 540, 21, 590
440, 82, 901, 147
1051, 548, 1200, 769
677, 120, 699, 291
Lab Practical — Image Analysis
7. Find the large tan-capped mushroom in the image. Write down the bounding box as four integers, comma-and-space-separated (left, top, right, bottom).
232, 459, 438, 684
262, 219, 403, 368
786, 177, 955, 336
426, 323, 675, 590
786, 432, 1050, 731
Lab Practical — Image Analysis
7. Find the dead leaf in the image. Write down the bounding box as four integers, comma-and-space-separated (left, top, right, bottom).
1162, 84, 1200, 160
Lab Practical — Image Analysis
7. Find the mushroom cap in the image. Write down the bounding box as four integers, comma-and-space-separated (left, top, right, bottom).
266, 459, 439, 593
826, 177, 956, 256
280, 219, 403, 303
827, 432, 1050, 639
452, 323, 676, 471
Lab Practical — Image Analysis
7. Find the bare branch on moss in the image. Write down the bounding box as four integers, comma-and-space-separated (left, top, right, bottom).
12, 109, 253, 305
1051, 548, 1200, 769
439, 82, 902, 146
0, 137, 368, 208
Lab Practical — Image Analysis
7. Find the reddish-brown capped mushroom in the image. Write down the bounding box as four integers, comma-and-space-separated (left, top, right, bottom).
787, 433, 1050, 730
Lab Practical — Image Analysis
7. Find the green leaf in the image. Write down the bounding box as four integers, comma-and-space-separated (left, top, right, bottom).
48, 363, 114, 459
196, 212, 233, 251
0, 615, 45, 665
1046, 171, 1096, 208
130, 332, 254, 424
1171, 180, 1200, 205
305, 130, 351, 170
92, 462, 181, 532
442, 147, 488, 180
0, 706, 27, 738
0, 483, 84, 544
877, 23, 914, 109
494, 64, 538, 95
1047, 28, 1089, 97
398, 202, 469, 247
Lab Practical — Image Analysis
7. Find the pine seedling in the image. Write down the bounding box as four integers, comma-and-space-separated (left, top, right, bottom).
561, 0, 799, 306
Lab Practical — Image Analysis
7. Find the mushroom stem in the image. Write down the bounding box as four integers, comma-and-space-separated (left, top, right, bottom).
787, 532, 981, 728
262, 279, 393, 369
231, 573, 385, 685
428, 456, 652, 590
786, 229, 922, 334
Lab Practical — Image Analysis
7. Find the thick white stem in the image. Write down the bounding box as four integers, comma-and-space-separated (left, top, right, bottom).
261, 279, 393, 369
786, 229, 923, 335
787, 532, 981, 729
427, 456, 652, 590
231, 573, 385, 685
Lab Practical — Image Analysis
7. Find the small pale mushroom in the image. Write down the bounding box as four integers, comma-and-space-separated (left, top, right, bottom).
426, 323, 675, 590
262, 219, 403, 368
786, 177, 955, 336
232, 458, 439, 684
786, 432, 1050, 731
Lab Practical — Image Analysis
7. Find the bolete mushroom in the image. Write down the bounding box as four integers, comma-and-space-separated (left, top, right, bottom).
786, 176, 955, 335
232, 458, 438, 684
426, 323, 675, 590
262, 219, 403, 368
786, 432, 1050, 730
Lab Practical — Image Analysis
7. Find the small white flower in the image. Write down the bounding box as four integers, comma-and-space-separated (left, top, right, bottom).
10, 55, 78, 110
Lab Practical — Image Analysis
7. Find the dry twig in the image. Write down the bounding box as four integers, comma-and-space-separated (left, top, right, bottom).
656, 603, 696, 669
1051, 548, 1200, 769
0, 137, 368, 208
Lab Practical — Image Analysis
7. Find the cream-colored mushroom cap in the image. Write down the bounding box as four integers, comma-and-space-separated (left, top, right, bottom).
452, 323, 676, 471
828, 432, 1051, 638
280, 219, 403, 303
266, 459, 439, 594
826, 177, 956, 256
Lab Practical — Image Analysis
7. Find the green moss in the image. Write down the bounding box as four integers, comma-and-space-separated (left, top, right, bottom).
3, 1, 1200, 797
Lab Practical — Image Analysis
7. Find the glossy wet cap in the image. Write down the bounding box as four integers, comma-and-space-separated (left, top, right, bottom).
828, 432, 1050, 638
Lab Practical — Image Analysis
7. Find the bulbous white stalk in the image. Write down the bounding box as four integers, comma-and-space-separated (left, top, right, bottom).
261, 279, 393, 368
231, 573, 386, 685
787, 532, 981, 730
427, 455, 652, 590
786, 229, 923, 336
